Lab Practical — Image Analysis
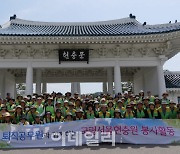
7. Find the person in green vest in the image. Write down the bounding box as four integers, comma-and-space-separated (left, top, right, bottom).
27, 105, 39, 124
55, 92, 64, 107
107, 100, 115, 118
134, 101, 146, 118
54, 109, 64, 122
2, 99, 8, 107
15, 95, 23, 106
143, 97, 150, 110
130, 101, 137, 112
129, 94, 136, 105
69, 97, 75, 104
35, 97, 44, 116
64, 92, 71, 101
18, 115, 29, 125
113, 95, 119, 106
139, 90, 145, 101
75, 98, 82, 110
31, 96, 37, 106
64, 112, 73, 122
114, 109, 122, 119
98, 104, 111, 118
13, 105, 24, 124
169, 101, 178, 119
161, 92, 170, 104
86, 104, 95, 119
61, 100, 69, 117
2, 112, 13, 124
6, 98, 16, 116
0, 105, 8, 123
116, 99, 126, 117
33, 115, 43, 125
100, 98, 107, 104
124, 105, 135, 119
157, 101, 170, 119
123, 91, 129, 106
44, 97, 55, 117
81, 101, 87, 113
26, 96, 33, 107
19, 100, 27, 113
55, 101, 61, 111
135, 95, 140, 103
43, 111, 54, 123
147, 91, 155, 102
74, 92, 80, 100
65, 102, 76, 117
146, 102, 158, 119
75, 108, 84, 120
94, 101, 100, 117
154, 97, 161, 110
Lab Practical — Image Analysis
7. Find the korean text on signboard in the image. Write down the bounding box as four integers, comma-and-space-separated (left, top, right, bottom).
59, 49, 89, 64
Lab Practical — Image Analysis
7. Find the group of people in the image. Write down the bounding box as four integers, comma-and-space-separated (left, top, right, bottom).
0, 90, 180, 125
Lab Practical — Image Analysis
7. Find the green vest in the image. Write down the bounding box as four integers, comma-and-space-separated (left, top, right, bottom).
98, 111, 111, 118
124, 111, 134, 119
136, 109, 145, 118
108, 108, 114, 118
169, 107, 178, 119
46, 105, 55, 116
147, 109, 158, 119
61, 107, 68, 117
66, 109, 76, 117
7, 104, 15, 111
94, 109, 100, 117
27, 111, 39, 123
116, 107, 126, 116
159, 107, 170, 119
55, 116, 64, 122
36, 104, 44, 115
44, 117, 53, 123
86, 111, 95, 119
14, 114, 22, 124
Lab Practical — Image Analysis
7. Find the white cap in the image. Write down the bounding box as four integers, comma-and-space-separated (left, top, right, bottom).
101, 98, 106, 102
124, 91, 128, 94
32, 96, 36, 99
23, 96, 28, 99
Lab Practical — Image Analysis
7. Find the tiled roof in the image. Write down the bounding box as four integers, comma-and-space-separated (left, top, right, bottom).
0, 16, 180, 36
164, 71, 180, 88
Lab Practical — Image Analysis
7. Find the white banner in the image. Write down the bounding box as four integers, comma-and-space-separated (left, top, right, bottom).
0, 118, 180, 148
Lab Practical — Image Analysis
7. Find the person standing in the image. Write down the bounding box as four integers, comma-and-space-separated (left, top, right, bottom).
27, 105, 39, 124
114, 109, 122, 119
75, 109, 84, 120
146, 102, 158, 119
169, 101, 178, 119
157, 101, 170, 119
134, 101, 147, 118
98, 104, 111, 118
18, 115, 29, 125
54, 109, 64, 122
124, 105, 135, 119
85, 104, 95, 119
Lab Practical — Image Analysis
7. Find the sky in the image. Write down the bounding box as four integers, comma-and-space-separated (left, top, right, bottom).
0, 0, 180, 94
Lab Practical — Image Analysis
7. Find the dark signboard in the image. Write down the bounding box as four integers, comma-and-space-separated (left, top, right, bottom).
59, 49, 89, 64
